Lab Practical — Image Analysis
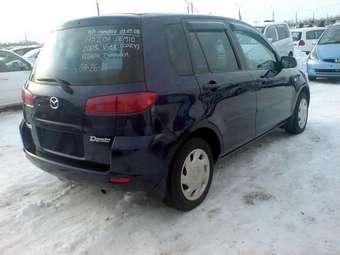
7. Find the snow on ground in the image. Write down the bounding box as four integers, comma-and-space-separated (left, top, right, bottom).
1, 54, 340, 255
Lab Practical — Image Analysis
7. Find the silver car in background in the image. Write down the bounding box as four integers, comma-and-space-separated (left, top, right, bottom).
255, 22, 294, 57
10, 45, 41, 56
0, 49, 32, 108
307, 24, 340, 80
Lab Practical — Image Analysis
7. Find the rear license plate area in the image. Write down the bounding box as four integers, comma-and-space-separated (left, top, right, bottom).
36, 127, 84, 158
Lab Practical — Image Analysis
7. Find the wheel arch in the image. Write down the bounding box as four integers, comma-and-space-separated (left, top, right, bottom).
167, 121, 223, 168
185, 126, 222, 162
152, 121, 224, 200
292, 84, 310, 113
299, 85, 310, 103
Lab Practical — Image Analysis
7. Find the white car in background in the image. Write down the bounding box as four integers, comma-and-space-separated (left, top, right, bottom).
10, 45, 41, 56
255, 22, 294, 57
23, 48, 40, 65
291, 27, 326, 54
0, 49, 32, 108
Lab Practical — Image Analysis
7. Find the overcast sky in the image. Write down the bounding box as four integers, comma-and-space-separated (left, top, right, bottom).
1, 0, 340, 43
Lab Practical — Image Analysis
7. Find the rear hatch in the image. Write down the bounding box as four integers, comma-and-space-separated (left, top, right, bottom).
23, 17, 154, 170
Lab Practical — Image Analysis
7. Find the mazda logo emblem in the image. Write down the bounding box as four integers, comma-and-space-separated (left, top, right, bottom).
49, 97, 59, 109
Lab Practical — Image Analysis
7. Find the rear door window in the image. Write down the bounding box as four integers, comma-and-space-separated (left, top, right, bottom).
32, 25, 144, 85
307, 30, 325, 40
265, 26, 278, 42
195, 31, 239, 73
306, 31, 316, 40
277, 25, 290, 40
165, 24, 192, 75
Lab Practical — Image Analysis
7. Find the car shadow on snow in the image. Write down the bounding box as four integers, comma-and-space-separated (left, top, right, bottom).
56, 129, 292, 213
208, 128, 305, 205
29, 128, 295, 219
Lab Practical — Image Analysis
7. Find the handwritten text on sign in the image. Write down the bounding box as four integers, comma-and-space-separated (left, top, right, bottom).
79, 28, 141, 73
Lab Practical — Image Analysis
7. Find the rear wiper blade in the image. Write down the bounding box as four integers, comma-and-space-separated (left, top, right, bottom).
36, 77, 72, 85
36, 77, 73, 94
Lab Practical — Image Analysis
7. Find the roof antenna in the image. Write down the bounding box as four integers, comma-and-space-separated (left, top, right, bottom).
96, 0, 100, 16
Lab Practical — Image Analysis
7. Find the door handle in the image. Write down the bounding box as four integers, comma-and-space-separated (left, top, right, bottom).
203, 80, 220, 92
0, 78, 8, 81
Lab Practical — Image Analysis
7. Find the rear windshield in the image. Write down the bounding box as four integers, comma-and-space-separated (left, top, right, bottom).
32, 24, 144, 85
292, 32, 302, 41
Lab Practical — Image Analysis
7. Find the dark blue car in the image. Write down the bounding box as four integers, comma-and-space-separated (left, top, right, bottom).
20, 14, 310, 211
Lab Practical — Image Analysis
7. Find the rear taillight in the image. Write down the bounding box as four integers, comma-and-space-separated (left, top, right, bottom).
298, 40, 305, 46
109, 177, 131, 183
21, 88, 34, 107
85, 92, 158, 115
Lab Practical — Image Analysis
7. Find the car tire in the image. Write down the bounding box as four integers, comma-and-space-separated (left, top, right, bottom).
165, 138, 214, 211
285, 91, 309, 134
308, 75, 316, 81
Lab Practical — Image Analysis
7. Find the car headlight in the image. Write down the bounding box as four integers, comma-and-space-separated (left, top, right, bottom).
308, 48, 319, 60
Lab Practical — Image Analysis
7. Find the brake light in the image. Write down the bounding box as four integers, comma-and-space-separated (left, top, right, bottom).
21, 88, 34, 107
298, 40, 305, 46
85, 92, 158, 114
109, 177, 131, 183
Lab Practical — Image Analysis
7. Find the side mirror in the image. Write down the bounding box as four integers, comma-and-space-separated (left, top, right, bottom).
280, 56, 297, 69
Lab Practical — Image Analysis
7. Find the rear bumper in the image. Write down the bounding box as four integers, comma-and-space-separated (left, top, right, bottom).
25, 149, 159, 192
20, 120, 169, 197
307, 59, 340, 77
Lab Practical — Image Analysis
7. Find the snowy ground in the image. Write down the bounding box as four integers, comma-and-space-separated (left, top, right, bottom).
1, 53, 340, 255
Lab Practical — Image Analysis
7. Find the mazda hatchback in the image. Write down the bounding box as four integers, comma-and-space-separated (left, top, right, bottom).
20, 14, 310, 211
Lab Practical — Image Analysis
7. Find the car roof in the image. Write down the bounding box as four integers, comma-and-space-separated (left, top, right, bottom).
254, 21, 288, 27
0, 49, 11, 53
23, 48, 40, 57
291, 27, 326, 32
58, 13, 252, 30
328, 24, 340, 29
10, 45, 41, 51
0, 49, 20, 55
0, 49, 30, 60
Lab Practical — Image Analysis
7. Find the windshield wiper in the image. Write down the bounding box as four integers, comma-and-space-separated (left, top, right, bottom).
36, 77, 74, 94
